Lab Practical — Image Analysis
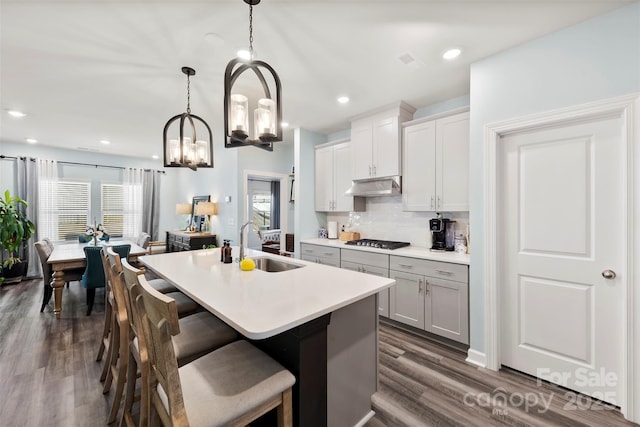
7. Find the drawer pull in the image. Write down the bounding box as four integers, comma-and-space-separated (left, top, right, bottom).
323, 252, 334, 256
436, 269, 453, 276
398, 264, 413, 269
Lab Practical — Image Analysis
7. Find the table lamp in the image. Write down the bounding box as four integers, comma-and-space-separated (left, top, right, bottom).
195, 202, 217, 232
176, 203, 192, 230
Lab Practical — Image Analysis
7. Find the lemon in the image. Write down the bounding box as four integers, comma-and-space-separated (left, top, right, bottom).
240, 258, 256, 271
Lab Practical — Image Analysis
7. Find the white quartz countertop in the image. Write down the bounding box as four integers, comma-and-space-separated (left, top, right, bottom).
140, 247, 394, 340
301, 238, 470, 265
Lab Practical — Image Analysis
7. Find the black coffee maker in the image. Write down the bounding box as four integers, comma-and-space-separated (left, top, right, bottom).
430, 214, 456, 251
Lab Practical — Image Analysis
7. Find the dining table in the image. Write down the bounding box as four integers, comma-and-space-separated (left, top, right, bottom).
47, 240, 147, 319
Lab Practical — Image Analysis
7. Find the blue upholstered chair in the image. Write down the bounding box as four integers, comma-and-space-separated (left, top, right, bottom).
82, 244, 130, 315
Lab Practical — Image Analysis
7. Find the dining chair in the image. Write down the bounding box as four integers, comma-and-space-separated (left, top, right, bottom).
136, 274, 295, 427
82, 243, 131, 317
119, 259, 238, 427
136, 232, 151, 250
35, 241, 53, 312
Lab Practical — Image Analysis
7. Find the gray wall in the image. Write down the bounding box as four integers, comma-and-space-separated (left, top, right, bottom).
468, 2, 640, 352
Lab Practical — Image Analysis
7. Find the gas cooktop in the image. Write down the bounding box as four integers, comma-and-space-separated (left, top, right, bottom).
344, 239, 410, 250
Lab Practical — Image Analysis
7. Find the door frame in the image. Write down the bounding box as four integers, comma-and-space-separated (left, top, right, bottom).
481, 93, 640, 421
242, 169, 289, 245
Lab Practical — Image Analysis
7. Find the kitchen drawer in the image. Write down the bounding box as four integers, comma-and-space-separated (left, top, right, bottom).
300, 244, 340, 261
340, 248, 389, 268
390, 255, 468, 283
341, 260, 388, 277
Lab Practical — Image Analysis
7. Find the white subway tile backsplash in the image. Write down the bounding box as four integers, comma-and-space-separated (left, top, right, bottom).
327, 196, 469, 251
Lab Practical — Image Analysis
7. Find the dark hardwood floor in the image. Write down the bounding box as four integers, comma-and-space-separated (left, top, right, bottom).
367, 322, 638, 427
1, 278, 637, 427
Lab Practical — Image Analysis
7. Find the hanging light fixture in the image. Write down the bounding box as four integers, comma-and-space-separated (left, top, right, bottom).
224, 0, 282, 151
163, 67, 213, 171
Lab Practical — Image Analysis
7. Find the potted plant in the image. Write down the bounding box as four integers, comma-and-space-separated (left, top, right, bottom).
0, 190, 36, 284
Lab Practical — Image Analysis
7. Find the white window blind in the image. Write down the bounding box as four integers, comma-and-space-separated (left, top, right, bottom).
102, 183, 124, 237
40, 180, 91, 240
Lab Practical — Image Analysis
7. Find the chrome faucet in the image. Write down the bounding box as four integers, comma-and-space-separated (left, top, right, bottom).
239, 221, 263, 262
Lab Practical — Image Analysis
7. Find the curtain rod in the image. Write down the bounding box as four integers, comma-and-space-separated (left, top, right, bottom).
0, 155, 166, 174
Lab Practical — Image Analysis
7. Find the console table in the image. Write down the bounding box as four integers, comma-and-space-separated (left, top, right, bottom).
166, 231, 217, 252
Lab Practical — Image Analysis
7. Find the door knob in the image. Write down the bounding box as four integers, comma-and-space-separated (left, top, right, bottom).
602, 269, 616, 279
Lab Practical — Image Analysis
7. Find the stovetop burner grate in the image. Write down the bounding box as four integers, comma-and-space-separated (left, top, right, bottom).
344, 239, 410, 250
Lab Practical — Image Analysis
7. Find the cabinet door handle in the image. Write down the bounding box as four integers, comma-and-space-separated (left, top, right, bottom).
436, 269, 453, 276
437, 196, 441, 210
425, 280, 430, 294
418, 278, 423, 294
369, 165, 372, 177
372, 165, 376, 176
398, 263, 413, 269
430, 196, 434, 210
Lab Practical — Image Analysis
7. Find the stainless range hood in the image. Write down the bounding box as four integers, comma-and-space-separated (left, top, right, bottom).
345, 176, 401, 197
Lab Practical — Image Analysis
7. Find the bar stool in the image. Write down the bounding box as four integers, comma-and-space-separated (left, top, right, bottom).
136, 274, 295, 427
118, 259, 238, 427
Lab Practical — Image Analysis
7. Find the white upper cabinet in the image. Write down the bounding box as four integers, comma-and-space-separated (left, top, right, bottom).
402, 111, 470, 212
351, 102, 415, 181
315, 141, 365, 212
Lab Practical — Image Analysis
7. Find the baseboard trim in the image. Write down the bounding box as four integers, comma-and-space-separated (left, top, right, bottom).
466, 349, 487, 368
354, 410, 375, 427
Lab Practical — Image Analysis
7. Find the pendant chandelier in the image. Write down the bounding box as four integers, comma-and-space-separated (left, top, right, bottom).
163, 67, 213, 171
224, 0, 282, 151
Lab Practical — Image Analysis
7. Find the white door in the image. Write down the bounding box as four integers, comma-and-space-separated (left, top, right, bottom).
500, 115, 625, 405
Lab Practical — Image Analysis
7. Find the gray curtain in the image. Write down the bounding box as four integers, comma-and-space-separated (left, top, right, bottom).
142, 170, 161, 240
270, 180, 280, 229
16, 157, 40, 278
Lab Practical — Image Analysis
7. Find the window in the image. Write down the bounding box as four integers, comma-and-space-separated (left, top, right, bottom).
40, 180, 91, 240
251, 192, 271, 228
102, 183, 124, 237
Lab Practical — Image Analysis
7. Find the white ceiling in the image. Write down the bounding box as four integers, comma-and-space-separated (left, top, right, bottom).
0, 0, 633, 159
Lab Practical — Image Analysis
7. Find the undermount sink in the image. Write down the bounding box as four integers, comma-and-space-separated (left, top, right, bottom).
252, 257, 304, 273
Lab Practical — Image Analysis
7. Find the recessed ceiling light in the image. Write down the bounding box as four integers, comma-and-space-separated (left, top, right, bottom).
337, 96, 350, 104
100, 139, 111, 145
237, 49, 252, 60
442, 48, 462, 60
8, 110, 26, 118
152, 154, 159, 159
281, 122, 289, 128
26, 138, 38, 144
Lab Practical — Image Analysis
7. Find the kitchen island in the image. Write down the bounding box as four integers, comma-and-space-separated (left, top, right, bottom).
139, 247, 395, 427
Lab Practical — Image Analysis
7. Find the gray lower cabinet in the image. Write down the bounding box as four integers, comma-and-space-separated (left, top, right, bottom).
340, 249, 390, 317
389, 255, 469, 344
300, 243, 340, 268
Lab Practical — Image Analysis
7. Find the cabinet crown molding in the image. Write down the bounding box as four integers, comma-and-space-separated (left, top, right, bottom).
349, 101, 416, 123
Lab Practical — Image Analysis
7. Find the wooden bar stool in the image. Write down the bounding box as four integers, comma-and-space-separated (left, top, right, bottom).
136, 274, 295, 427
119, 259, 238, 427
